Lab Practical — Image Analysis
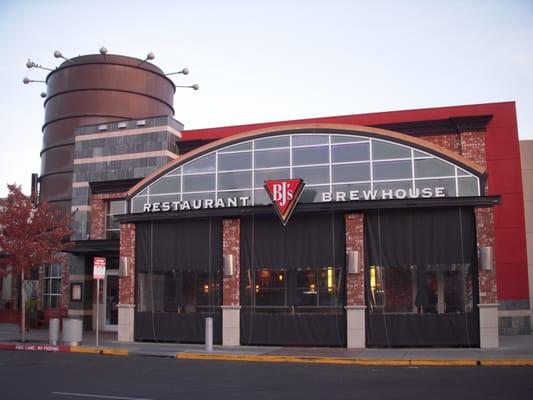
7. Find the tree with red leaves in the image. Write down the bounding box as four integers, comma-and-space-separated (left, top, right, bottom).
0, 184, 71, 342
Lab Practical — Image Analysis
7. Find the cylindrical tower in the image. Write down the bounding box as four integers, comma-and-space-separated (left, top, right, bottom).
40, 54, 176, 214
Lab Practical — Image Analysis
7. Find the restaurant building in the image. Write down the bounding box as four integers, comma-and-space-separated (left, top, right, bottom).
22, 53, 531, 348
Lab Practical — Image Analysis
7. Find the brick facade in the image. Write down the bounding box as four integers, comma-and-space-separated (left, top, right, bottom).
222, 219, 240, 306
420, 133, 461, 153
119, 223, 136, 305
476, 207, 497, 304
89, 192, 127, 240
345, 213, 365, 306
58, 254, 70, 315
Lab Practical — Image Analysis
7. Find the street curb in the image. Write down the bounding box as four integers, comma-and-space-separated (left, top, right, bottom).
2, 342, 533, 366
176, 352, 533, 367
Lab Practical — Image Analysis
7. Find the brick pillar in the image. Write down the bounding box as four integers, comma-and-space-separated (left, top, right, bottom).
475, 207, 499, 348
222, 219, 240, 346
57, 253, 70, 318
117, 223, 136, 341
345, 213, 366, 348
90, 196, 106, 240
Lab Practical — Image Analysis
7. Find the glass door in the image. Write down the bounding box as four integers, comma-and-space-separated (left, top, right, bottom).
103, 271, 119, 331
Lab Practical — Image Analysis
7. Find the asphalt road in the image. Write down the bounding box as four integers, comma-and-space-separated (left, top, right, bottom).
1, 351, 532, 400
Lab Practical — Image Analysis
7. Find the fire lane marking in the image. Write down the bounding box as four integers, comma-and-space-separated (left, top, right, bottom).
52, 392, 154, 400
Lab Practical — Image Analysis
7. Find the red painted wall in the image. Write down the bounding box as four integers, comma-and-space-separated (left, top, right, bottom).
182, 102, 528, 301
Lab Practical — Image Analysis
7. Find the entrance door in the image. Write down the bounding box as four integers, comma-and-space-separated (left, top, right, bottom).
103, 271, 119, 332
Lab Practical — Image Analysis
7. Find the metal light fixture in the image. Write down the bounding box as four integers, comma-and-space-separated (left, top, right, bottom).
224, 254, 234, 276
137, 51, 155, 66
23, 77, 45, 84
26, 59, 53, 71
176, 83, 199, 90
99, 46, 108, 61
479, 246, 494, 271
347, 250, 360, 274
53, 50, 75, 64
166, 67, 189, 76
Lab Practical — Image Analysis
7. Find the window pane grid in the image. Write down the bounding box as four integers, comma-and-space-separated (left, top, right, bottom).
133, 133, 481, 210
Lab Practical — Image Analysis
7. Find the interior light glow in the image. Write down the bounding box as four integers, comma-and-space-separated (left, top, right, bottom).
327, 267, 333, 292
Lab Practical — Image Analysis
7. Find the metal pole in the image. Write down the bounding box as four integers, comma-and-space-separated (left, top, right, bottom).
205, 317, 213, 352
96, 279, 100, 348
21, 269, 26, 343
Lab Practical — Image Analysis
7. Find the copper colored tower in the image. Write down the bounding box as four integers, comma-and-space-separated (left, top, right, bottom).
41, 54, 176, 213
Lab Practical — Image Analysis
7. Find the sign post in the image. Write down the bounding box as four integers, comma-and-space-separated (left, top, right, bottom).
93, 257, 106, 347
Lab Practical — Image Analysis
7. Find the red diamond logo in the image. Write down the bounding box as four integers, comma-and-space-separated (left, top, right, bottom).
264, 179, 305, 226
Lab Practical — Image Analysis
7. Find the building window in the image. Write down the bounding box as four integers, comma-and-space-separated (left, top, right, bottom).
243, 267, 343, 314
106, 200, 126, 239
43, 264, 61, 309
131, 132, 482, 213
137, 270, 221, 313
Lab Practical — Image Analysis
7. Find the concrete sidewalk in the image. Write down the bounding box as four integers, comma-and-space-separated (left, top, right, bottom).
1, 323, 533, 365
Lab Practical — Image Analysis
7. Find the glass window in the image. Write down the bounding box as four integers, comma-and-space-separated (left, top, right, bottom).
183, 174, 216, 192
165, 167, 182, 176
254, 168, 291, 188
413, 150, 430, 158
132, 197, 147, 213
183, 153, 216, 173
149, 176, 180, 195
254, 136, 290, 149
300, 185, 330, 202
292, 147, 329, 165
332, 183, 371, 197
255, 149, 290, 168
182, 192, 216, 202
368, 264, 473, 315
218, 142, 252, 153
458, 177, 479, 196
43, 264, 61, 309
414, 159, 455, 178
292, 134, 328, 146
332, 163, 370, 183
106, 200, 126, 239
373, 160, 412, 180
148, 194, 179, 205
332, 142, 370, 163
218, 171, 252, 190
218, 190, 252, 204
253, 189, 271, 205
293, 166, 329, 185
373, 141, 411, 160
242, 267, 342, 313
218, 152, 252, 171
415, 178, 456, 196
373, 181, 412, 197
331, 135, 367, 144
137, 270, 221, 313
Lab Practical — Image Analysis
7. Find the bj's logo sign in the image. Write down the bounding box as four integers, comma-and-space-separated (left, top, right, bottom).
264, 179, 305, 226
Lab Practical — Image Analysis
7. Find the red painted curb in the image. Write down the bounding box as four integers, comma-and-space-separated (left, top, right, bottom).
0, 343, 71, 352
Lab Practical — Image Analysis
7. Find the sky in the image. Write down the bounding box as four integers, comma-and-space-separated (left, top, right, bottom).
0, 0, 532, 197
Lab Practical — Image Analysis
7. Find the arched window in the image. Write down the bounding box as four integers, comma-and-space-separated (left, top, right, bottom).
131, 131, 481, 213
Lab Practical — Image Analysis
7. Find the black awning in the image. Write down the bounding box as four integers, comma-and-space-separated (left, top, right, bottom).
66, 239, 119, 255
116, 196, 501, 223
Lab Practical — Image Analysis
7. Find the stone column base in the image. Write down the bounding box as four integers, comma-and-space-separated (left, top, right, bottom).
117, 304, 135, 342
479, 303, 499, 348
345, 305, 366, 348
222, 305, 241, 346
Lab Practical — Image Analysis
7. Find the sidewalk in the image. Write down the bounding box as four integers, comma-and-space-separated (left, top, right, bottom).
1, 323, 533, 366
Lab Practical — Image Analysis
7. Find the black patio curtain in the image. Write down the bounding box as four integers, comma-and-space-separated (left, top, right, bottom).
364, 207, 480, 347
134, 218, 222, 343
241, 212, 345, 270
365, 207, 476, 268
136, 218, 222, 272
240, 212, 346, 347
